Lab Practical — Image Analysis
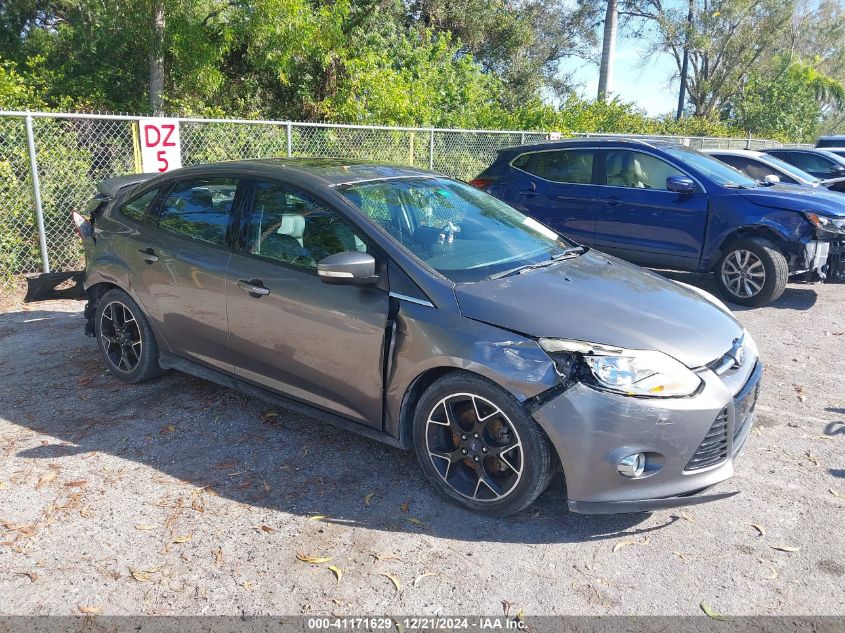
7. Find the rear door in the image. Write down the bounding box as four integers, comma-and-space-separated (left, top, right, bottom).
225, 179, 389, 427
506, 148, 600, 245
781, 151, 841, 179
124, 175, 242, 372
593, 149, 708, 269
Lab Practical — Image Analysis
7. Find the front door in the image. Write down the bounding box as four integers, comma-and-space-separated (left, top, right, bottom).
225, 179, 389, 427
123, 175, 240, 372
508, 148, 600, 245
593, 149, 708, 269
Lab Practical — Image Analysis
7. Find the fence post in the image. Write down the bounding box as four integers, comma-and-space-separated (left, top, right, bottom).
429, 129, 435, 170
25, 112, 50, 274
521, 132, 526, 144
286, 122, 293, 157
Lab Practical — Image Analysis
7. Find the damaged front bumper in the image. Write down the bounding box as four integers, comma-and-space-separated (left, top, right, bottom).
532, 358, 762, 514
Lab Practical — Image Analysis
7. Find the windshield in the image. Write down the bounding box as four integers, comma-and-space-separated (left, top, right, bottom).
338, 177, 578, 282
665, 145, 758, 188
761, 154, 820, 183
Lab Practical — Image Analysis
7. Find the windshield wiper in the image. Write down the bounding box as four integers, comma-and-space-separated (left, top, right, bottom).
487, 246, 587, 280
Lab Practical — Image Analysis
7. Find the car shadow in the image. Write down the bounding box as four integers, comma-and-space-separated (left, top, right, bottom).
0, 307, 667, 545
653, 270, 819, 312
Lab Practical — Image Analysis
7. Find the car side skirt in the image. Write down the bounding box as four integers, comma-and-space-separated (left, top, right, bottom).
158, 351, 406, 450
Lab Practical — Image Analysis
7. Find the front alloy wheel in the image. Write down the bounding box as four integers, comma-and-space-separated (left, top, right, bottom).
413, 373, 556, 516
714, 238, 788, 307
425, 393, 523, 502
94, 288, 162, 383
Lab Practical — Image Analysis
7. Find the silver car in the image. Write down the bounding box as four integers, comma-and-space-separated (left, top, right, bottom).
75, 159, 762, 516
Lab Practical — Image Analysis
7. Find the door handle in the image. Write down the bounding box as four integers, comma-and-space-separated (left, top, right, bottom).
237, 279, 270, 297
603, 196, 623, 207
138, 248, 158, 263
518, 181, 538, 196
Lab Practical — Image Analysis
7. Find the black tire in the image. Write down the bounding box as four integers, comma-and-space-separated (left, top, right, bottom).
714, 237, 788, 307
412, 372, 557, 516
94, 288, 162, 383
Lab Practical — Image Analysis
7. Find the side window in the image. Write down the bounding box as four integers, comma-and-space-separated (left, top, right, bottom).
723, 157, 776, 181
512, 150, 595, 184
119, 188, 159, 223
789, 152, 833, 173
159, 178, 238, 246
246, 180, 367, 270
606, 150, 685, 190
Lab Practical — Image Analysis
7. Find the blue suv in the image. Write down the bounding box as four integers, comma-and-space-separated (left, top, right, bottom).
472, 139, 845, 306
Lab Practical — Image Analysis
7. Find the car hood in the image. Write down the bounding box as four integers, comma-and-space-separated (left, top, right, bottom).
740, 184, 845, 217
454, 251, 742, 369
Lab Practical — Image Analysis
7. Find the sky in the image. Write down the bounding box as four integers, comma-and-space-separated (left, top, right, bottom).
557, 35, 681, 117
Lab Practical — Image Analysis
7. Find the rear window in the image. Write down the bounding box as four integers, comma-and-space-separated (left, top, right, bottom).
118, 188, 160, 223
512, 149, 594, 184
159, 178, 238, 246
816, 138, 845, 148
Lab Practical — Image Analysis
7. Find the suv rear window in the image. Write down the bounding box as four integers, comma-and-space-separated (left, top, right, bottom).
512, 150, 594, 184
816, 138, 845, 148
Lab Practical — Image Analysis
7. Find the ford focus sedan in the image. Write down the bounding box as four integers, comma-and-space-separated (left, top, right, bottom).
74, 159, 761, 515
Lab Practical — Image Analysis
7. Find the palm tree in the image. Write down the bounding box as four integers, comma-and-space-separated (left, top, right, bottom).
597, 0, 619, 101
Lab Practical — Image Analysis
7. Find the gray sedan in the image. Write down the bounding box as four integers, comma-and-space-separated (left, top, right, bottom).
74, 159, 761, 515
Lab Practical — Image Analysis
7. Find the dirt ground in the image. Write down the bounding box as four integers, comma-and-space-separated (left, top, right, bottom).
0, 275, 842, 617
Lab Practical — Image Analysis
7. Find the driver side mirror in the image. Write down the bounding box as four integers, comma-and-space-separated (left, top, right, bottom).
830, 165, 845, 177
763, 174, 780, 184
666, 175, 696, 194
317, 251, 378, 286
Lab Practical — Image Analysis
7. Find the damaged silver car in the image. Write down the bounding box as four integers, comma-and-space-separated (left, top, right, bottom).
75, 159, 762, 515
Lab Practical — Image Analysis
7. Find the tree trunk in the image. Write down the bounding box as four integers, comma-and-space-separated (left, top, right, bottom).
149, 1, 165, 115
597, 0, 618, 102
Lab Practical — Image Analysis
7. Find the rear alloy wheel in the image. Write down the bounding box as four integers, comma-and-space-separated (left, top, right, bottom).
715, 238, 788, 307
413, 373, 556, 516
94, 289, 162, 383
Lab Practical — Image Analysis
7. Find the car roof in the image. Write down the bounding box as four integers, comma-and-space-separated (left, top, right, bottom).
496, 137, 685, 155
158, 157, 438, 186
703, 148, 765, 158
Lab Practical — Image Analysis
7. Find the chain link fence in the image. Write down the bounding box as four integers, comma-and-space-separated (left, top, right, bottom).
0, 111, 806, 280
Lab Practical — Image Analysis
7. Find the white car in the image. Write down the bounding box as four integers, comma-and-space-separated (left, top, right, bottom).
705, 148, 845, 194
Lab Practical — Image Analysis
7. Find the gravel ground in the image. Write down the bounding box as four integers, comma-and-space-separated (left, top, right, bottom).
0, 275, 842, 617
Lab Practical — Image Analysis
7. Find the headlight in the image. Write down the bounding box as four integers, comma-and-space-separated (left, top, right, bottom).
804, 212, 845, 235
538, 338, 703, 398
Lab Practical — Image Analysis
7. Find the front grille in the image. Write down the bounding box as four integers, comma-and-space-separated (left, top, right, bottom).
685, 408, 729, 471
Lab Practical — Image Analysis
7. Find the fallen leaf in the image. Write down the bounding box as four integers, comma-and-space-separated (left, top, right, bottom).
17, 571, 38, 582
750, 524, 765, 537
128, 568, 152, 582
63, 480, 87, 488
296, 553, 332, 564
160, 424, 176, 435
793, 384, 806, 402
0, 481, 6, 490
672, 551, 688, 560
253, 524, 275, 534
191, 498, 205, 513
381, 572, 401, 593
403, 517, 424, 526
502, 600, 512, 617
134, 524, 156, 531
78, 376, 94, 386
302, 446, 309, 457
36, 471, 57, 489
612, 537, 650, 553
308, 515, 329, 522
764, 565, 779, 579
262, 480, 271, 493
79, 506, 93, 518
700, 601, 726, 621
805, 452, 820, 467
171, 533, 192, 544
261, 410, 279, 422
216, 460, 238, 469
413, 572, 436, 587
831, 488, 841, 497
328, 565, 343, 582
364, 493, 375, 506
212, 547, 223, 566
678, 511, 694, 522
372, 553, 399, 561
515, 607, 525, 621
77, 606, 101, 615
771, 544, 800, 552
400, 501, 410, 513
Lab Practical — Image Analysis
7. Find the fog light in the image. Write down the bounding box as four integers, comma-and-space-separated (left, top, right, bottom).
617, 453, 646, 478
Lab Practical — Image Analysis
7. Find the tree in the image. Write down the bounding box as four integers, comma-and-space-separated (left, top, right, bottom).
597, 0, 618, 101
623, 0, 795, 118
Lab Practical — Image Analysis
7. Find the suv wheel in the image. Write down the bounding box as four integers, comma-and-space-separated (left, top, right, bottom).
94, 289, 162, 383
715, 238, 788, 307
412, 373, 556, 516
